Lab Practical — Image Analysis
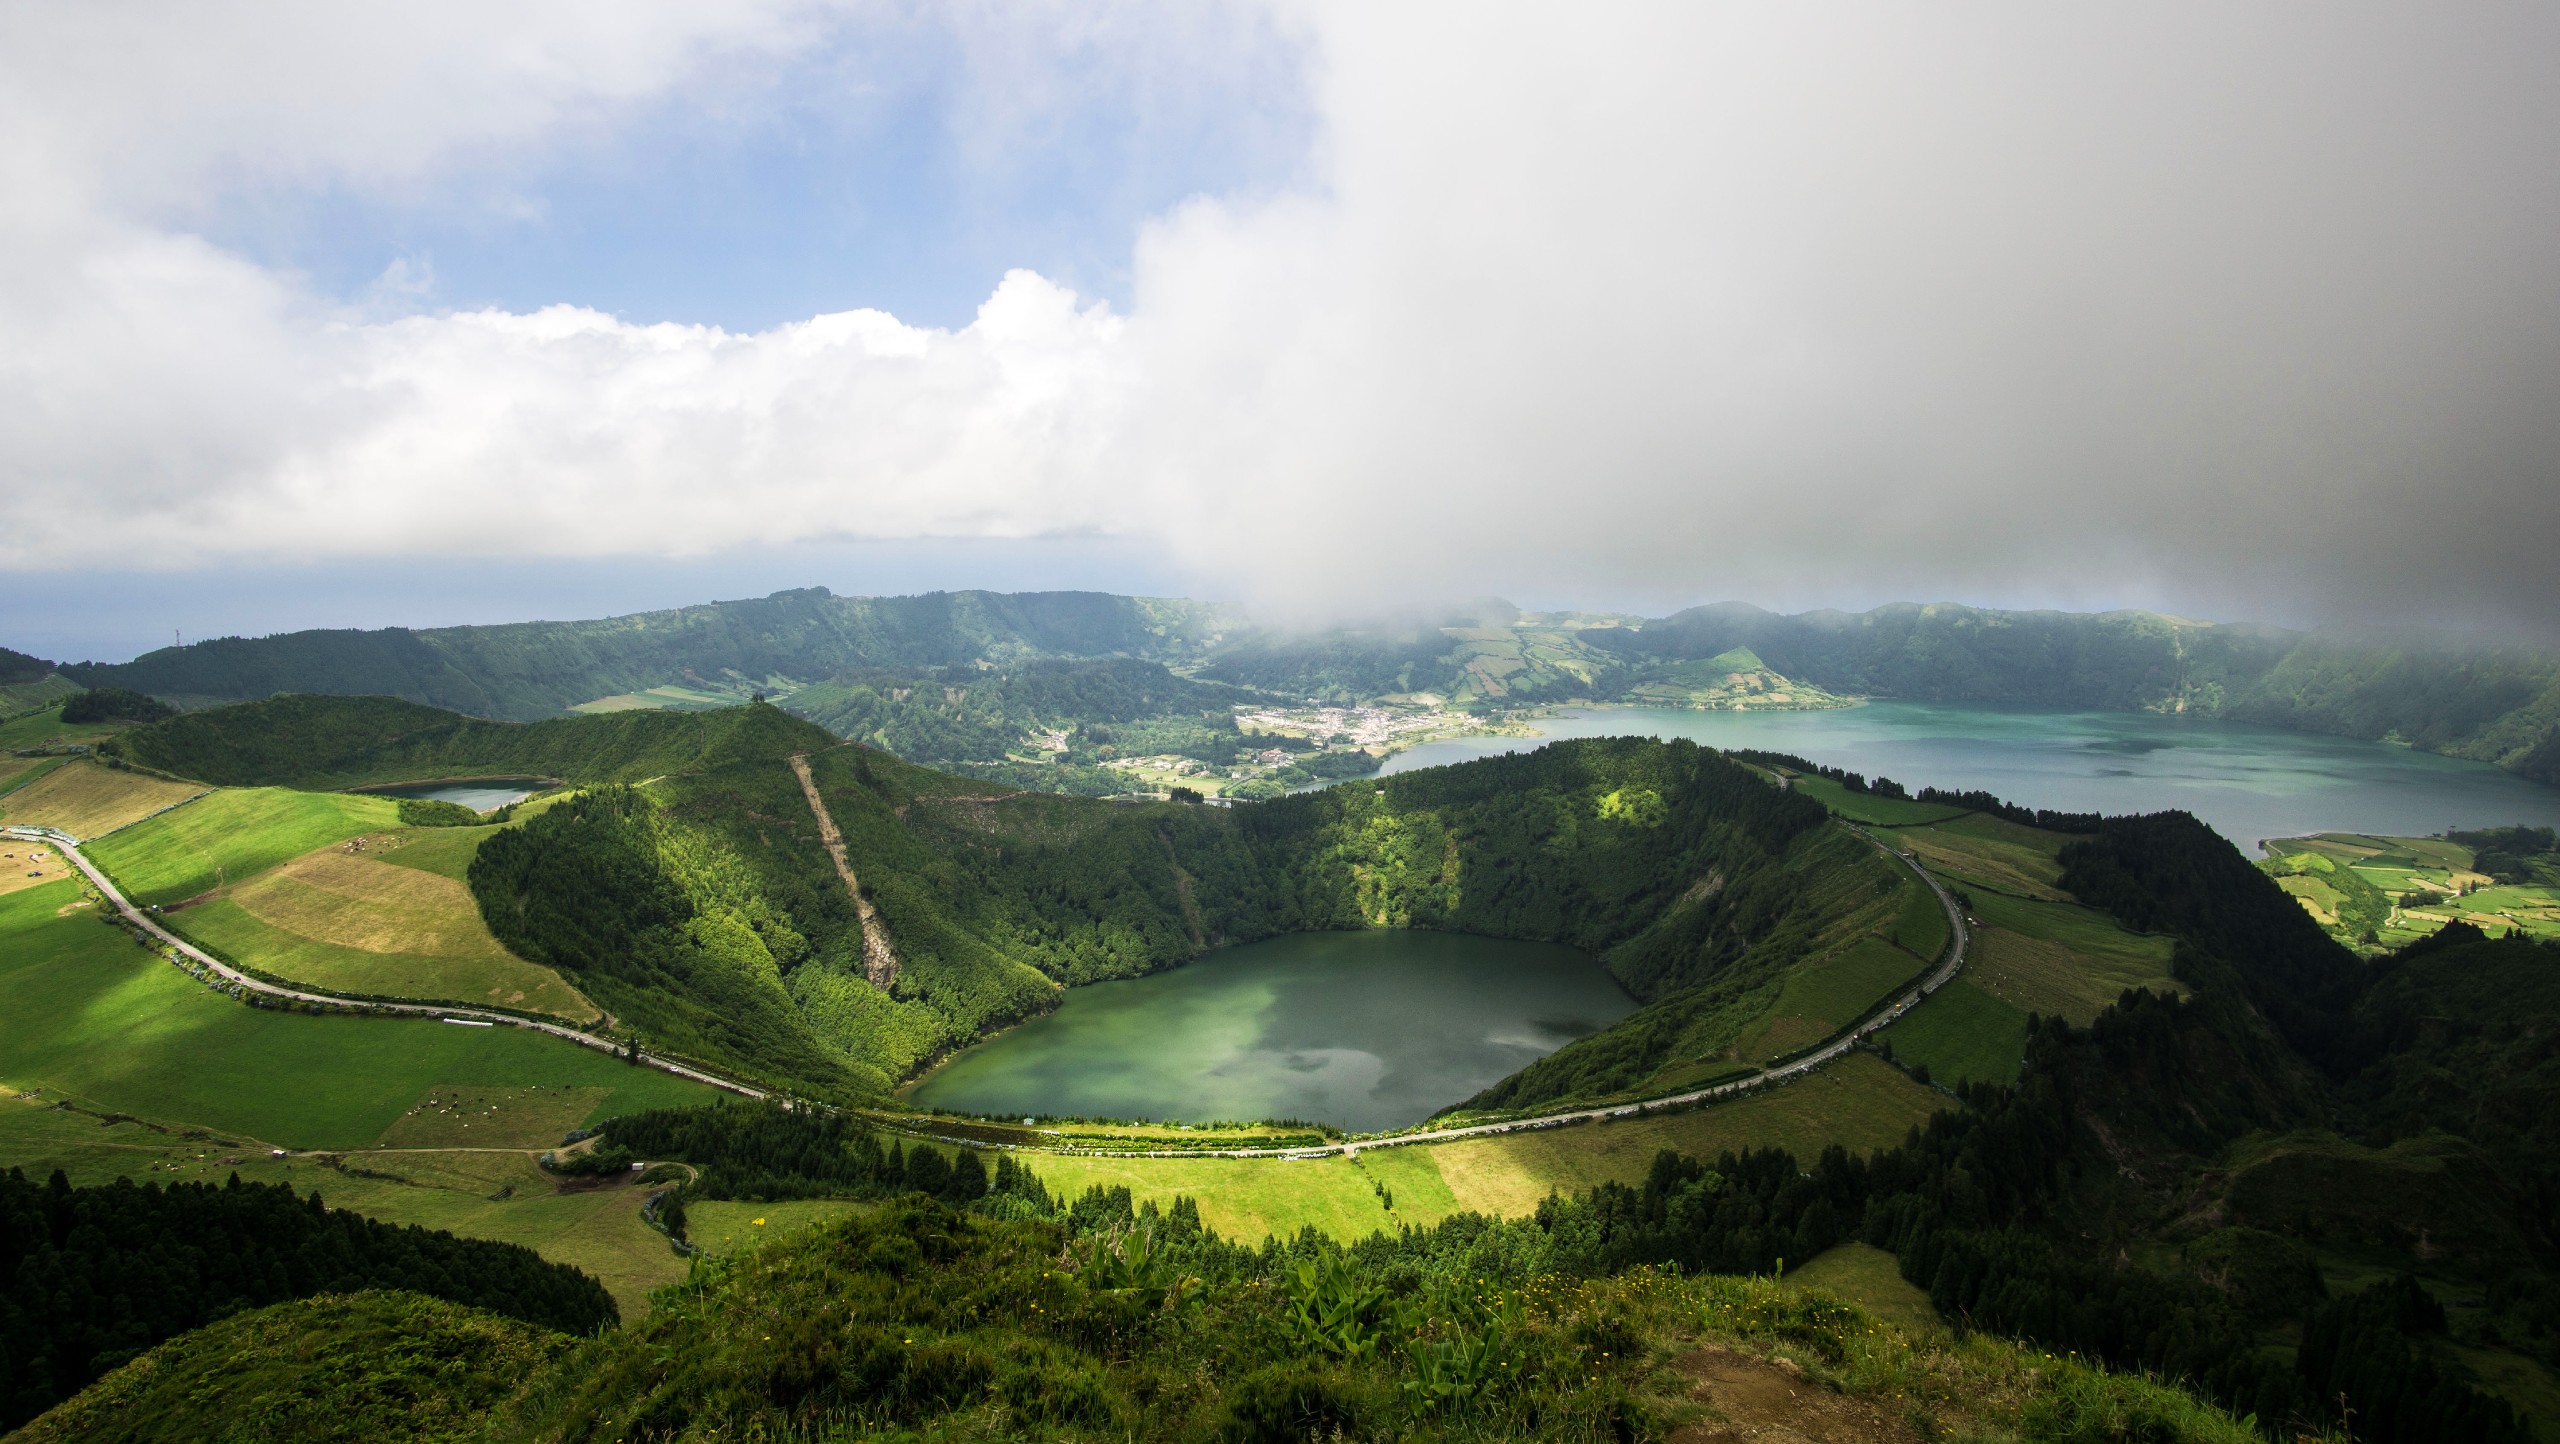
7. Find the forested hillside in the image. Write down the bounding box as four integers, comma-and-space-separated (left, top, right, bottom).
466, 727, 1858, 1098
100, 693, 838, 788
0, 1167, 617, 1431
64, 588, 1237, 718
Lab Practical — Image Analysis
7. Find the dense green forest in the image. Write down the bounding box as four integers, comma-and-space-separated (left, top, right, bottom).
465, 718, 1853, 1098
99, 692, 839, 788
58, 686, 175, 723
0, 645, 54, 687
50, 589, 2560, 785
65, 588, 1236, 719
0, 1167, 617, 1431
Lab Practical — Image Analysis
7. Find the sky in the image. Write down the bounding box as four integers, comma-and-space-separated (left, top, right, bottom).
5, 2, 2558, 662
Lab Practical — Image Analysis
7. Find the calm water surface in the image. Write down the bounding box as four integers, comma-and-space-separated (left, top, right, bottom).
1383, 703, 2560, 848
364, 779, 545, 811
905, 930, 1635, 1131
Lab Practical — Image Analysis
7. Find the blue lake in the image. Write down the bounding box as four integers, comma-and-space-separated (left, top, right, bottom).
1383, 703, 2560, 848
363, 779, 547, 812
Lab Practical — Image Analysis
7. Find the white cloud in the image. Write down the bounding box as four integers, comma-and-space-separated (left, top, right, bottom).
7, 2, 2560, 632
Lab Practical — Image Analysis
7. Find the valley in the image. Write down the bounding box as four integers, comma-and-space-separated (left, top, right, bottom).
4, 654, 2558, 1440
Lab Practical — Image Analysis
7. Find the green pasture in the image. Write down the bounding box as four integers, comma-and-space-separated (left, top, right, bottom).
1743, 936, 1925, 1062
378, 822, 502, 880
1786, 1241, 1942, 1334
0, 754, 66, 798
1971, 889, 2173, 964
1890, 879, 1951, 960
0, 879, 711, 1151
686, 1198, 871, 1255
969, 1054, 1948, 1245
373, 1084, 615, 1148
0, 761, 204, 839
1880, 980, 2027, 1086
87, 786, 399, 904
161, 847, 595, 1020
1899, 813, 2073, 900
0, 704, 125, 751
1791, 776, 1969, 827
1965, 928, 2170, 1025
1430, 1054, 1945, 1217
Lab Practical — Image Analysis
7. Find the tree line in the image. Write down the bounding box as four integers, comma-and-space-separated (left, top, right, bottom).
0, 1167, 616, 1432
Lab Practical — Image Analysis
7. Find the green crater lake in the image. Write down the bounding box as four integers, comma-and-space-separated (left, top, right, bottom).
904, 931, 1636, 1132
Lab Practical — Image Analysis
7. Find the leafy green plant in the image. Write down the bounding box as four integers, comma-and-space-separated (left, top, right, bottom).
1281, 1253, 1391, 1360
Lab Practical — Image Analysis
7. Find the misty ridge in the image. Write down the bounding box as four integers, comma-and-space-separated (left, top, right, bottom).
10, 587, 2556, 788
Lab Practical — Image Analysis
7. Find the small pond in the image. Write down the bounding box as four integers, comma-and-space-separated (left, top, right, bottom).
363, 778, 549, 812
904, 930, 1636, 1132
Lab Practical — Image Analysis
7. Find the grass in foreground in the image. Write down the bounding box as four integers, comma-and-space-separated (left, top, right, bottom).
0, 759, 203, 839
0, 878, 711, 1151
17, 1195, 2271, 1444
1786, 1240, 1944, 1335
9, 1291, 570, 1444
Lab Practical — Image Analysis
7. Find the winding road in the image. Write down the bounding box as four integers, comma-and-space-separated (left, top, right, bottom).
10, 810, 1965, 1161
5, 823, 768, 1102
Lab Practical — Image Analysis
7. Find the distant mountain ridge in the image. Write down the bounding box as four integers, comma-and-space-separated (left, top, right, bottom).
41, 589, 2560, 784
60, 588, 1239, 720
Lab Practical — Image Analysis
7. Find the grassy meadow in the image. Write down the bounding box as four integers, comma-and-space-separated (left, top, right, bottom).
1894, 811, 2078, 900
1878, 980, 2029, 1086
85, 784, 399, 903
0, 878, 711, 1151
0, 702, 128, 751
1786, 1239, 1943, 1334
1020, 1052, 1946, 1240
0, 754, 67, 798
168, 847, 595, 1019
1789, 775, 1970, 826
1740, 935, 1927, 1062
0, 760, 204, 839
2265, 831, 2560, 949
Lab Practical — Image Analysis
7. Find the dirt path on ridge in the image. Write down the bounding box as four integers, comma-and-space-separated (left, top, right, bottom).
786, 753, 899, 989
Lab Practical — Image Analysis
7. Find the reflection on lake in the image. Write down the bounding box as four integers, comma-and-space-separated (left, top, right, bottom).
904, 930, 1635, 1132
1381, 703, 2560, 847
365, 779, 546, 812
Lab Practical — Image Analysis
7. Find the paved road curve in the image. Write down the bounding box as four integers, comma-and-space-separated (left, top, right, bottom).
5, 823, 767, 1102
